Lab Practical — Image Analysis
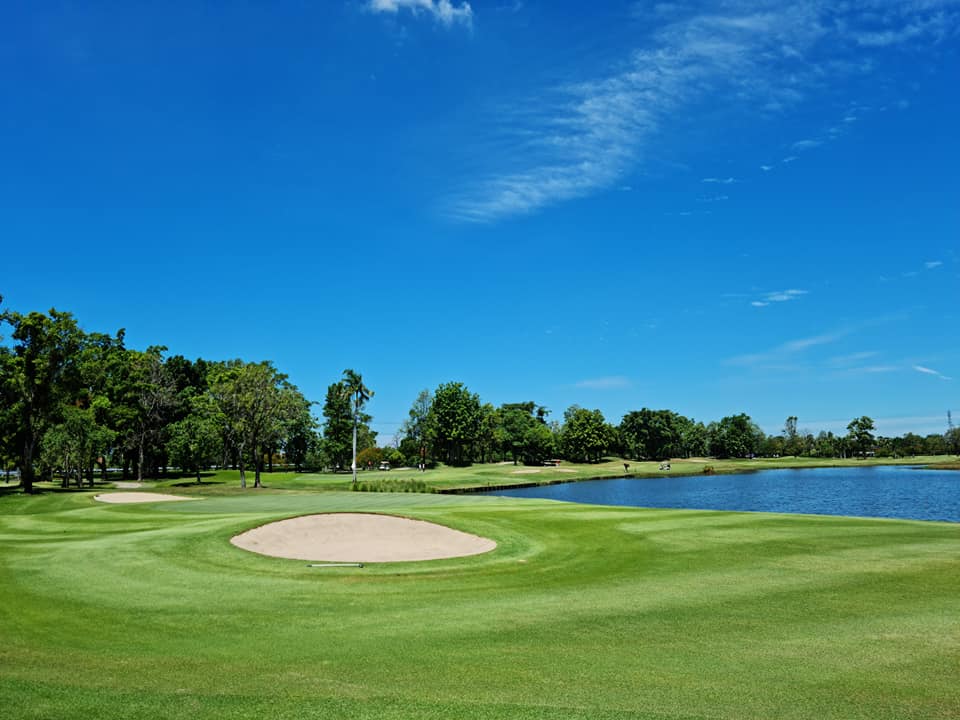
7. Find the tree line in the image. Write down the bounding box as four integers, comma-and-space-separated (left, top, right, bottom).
0, 304, 315, 492
380, 388, 959, 469
3, 303, 958, 492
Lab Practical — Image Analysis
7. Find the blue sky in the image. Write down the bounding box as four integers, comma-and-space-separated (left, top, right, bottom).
2, 0, 958, 441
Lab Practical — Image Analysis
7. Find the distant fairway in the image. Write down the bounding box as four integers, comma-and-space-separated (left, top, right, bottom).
1, 489, 957, 719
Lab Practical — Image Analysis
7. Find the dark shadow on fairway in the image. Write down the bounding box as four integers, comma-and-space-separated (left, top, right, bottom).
170, 472, 225, 487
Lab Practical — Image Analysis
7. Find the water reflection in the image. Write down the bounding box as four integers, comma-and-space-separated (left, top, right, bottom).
481, 465, 959, 522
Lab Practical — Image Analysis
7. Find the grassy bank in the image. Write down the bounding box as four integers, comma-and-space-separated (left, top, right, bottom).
122, 454, 958, 495
1, 488, 957, 719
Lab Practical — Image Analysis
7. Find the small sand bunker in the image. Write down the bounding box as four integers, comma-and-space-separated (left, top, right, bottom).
510, 468, 541, 475
231, 513, 496, 563
95, 492, 194, 504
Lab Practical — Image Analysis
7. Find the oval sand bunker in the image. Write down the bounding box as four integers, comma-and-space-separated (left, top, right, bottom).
231, 513, 497, 563
95, 492, 194, 504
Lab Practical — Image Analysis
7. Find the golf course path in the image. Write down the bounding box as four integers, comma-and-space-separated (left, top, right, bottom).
230, 512, 496, 562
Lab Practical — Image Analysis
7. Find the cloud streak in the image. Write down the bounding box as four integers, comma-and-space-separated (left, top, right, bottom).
751, 288, 808, 307
368, 0, 473, 28
574, 376, 632, 390
913, 365, 953, 381
447, 1, 960, 222
727, 328, 847, 367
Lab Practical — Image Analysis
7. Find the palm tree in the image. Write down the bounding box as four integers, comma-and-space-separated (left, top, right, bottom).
341, 369, 372, 485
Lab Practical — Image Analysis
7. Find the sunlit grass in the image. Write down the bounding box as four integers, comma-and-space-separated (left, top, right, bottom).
1, 487, 957, 719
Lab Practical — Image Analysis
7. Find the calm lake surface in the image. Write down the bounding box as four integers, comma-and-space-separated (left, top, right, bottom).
480, 465, 960, 522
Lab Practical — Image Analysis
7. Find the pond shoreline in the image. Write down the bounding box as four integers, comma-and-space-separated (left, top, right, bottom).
440, 458, 958, 494
466, 464, 960, 523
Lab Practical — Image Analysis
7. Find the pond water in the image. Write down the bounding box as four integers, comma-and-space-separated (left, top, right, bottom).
480, 465, 960, 522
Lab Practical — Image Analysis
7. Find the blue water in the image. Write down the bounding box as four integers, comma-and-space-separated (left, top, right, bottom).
480, 465, 960, 522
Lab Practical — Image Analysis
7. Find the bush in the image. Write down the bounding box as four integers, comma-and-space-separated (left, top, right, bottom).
352, 479, 434, 493
702, 465, 715, 475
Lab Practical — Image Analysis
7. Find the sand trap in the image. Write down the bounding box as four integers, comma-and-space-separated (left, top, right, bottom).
231, 513, 497, 563
95, 492, 194, 504
510, 468, 541, 475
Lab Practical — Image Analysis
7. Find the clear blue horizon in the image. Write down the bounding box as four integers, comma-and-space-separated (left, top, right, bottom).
2, 1, 957, 441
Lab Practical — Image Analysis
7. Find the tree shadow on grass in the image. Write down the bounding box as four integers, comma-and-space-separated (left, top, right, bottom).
169, 472, 225, 487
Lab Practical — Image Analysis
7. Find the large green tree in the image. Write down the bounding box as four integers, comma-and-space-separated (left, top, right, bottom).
39, 405, 115, 488
0, 308, 85, 492
560, 406, 610, 463
495, 401, 554, 465
208, 361, 297, 488
426, 382, 481, 466
710, 414, 764, 459
619, 408, 686, 461
846, 416, 876, 458
124, 348, 176, 482
282, 397, 318, 473
167, 394, 222, 483
400, 389, 432, 468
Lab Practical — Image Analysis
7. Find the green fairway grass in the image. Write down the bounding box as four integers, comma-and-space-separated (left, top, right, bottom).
1, 488, 957, 719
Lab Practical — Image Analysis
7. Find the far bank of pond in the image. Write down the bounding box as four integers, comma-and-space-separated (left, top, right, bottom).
478, 465, 959, 522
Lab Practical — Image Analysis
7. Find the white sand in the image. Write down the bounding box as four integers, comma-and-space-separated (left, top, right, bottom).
510, 468, 541, 475
231, 513, 496, 563
95, 492, 194, 504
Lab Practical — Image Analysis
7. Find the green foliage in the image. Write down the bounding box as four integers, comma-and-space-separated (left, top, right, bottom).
0, 307, 85, 491
619, 408, 688, 460
495, 401, 556, 465
39, 405, 115, 487
426, 382, 481, 465
559, 406, 610, 463
207, 361, 304, 488
166, 402, 221, 483
846, 415, 876, 457
709, 413, 765, 458
356, 446, 382, 469
352, 478, 434, 493
321, 381, 352, 471
399, 389, 432, 466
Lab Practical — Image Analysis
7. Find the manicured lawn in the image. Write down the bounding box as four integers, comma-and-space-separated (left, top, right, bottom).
1, 487, 957, 719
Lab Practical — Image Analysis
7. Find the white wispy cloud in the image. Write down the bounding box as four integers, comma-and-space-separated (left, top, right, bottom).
854, 9, 957, 47
727, 329, 846, 367
751, 288, 808, 307
925, 260, 943, 269
781, 331, 844, 353
574, 376, 632, 390
702, 177, 738, 184
792, 138, 823, 151
368, 0, 473, 28
828, 350, 879, 367
913, 365, 953, 381
859, 365, 898, 373
760, 164, 773, 171
447, 1, 960, 222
